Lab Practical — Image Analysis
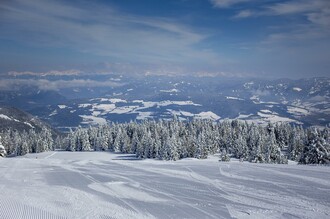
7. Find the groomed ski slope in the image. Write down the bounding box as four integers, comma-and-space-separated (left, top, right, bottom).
0, 151, 329, 219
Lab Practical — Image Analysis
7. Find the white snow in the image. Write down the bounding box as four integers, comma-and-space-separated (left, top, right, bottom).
180, 110, 195, 117
259, 101, 279, 105
92, 111, 101, 116
226, 96, 244, 101
49, 110, 57, 116
107, 98, 127, 103
0, 114, 23, 123
0, 114, 12, 120
293, 87, 302, 92
260, 109, 277, 114
243, 81, 254, 88
78, 104, 92, 108
136, 111, 154, 120
58, 105, 67, 109
109, 77, 121, 81
236, 114, 253, 119
158, 100, 201, 107
160, 89, 179, 93
87, 99, 202, 120
287, 106, 310, 116
195, 111, 221, 120
92, 103, 116, 112
250, 95, 259, 101
0, 151, 329, 219
78, 99, 204, 122
257, 112, 299, 124
80, 115, 107, 125
167, 109, 220, 121
23, 121, 34, 128
109, 106, 138, 114
113, 92, 123, 96
167, 109, 222, 121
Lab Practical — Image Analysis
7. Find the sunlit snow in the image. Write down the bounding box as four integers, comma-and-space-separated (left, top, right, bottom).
0, 152, 329, 219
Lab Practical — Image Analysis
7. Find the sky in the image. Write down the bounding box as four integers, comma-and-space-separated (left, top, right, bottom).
0, 0, 329, 78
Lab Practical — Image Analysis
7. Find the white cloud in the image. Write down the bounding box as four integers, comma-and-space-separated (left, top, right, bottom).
210, 0, 252, 8
233, 0, 329, 20
8, 70, 82, 77
0, 79, 122, 91
233, 0, 330, 44
0, 0, 216, 65
266, 0, 328, 15
307, 8, 330, 28
233, 10, 253, 18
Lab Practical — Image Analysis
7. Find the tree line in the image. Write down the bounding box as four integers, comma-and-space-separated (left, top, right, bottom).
64, 119, 329, 164
0, 128, 56, 156
1, 119, 329, 164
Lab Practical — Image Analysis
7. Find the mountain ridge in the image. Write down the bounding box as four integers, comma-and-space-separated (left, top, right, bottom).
0, 75, 329, 131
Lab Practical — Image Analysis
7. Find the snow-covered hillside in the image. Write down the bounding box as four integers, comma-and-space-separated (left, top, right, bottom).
0, 151, 329, 219
0, 106, 57, 134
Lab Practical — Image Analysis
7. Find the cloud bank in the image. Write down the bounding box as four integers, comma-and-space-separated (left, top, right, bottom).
210, 0, 253, 8
8, 70, 82, 77
0, 79, 122, 91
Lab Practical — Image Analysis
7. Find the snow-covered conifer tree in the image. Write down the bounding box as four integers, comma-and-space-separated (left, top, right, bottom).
300, 128, 330, 164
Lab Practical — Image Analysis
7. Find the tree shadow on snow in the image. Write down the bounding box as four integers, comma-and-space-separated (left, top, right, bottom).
111, 154, 142, 161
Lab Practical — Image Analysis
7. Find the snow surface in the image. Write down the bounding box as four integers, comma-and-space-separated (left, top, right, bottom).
160, 89, 179, 93
79, 115, 107, 125
226, 96, 244, 101
259, 109, 277, 114
78, 104, 92, 108
167, 109, 195, 118
0, 114, 12, 120
92, 103, 116, 112
235, 114, 253, 119
293, 87, 302, 92
257, 112, 300, 124
75, 99, 207, 125
0, 152, 329, 219
166, 109, 221, 121
109, 106, 138, 114
91, 98, 127, 103
49, 110, 58, 116
158, 100, 201, 107
23, 121, 35, 128
136, 111, 154, 120
287, 106, 310, 116
195, 111, 221, 120
58, 105, 67, 109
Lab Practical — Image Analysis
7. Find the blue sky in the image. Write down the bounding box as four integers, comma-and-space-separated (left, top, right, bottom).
0, 0, 329, 78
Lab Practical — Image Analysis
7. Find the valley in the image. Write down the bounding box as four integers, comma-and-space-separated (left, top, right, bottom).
1, 75, 329, 132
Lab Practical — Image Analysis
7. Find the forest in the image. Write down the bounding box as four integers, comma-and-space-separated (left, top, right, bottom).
1, 119, 329, 164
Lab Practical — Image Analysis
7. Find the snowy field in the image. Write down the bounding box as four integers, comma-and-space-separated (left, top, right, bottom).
0, 152, 329, 219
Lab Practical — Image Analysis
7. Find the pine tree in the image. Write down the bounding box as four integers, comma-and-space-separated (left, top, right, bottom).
0, 136, 7, 157
81, 129, 91, 151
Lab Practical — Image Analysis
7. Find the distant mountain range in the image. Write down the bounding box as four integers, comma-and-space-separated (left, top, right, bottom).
0, 74, 329, 132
